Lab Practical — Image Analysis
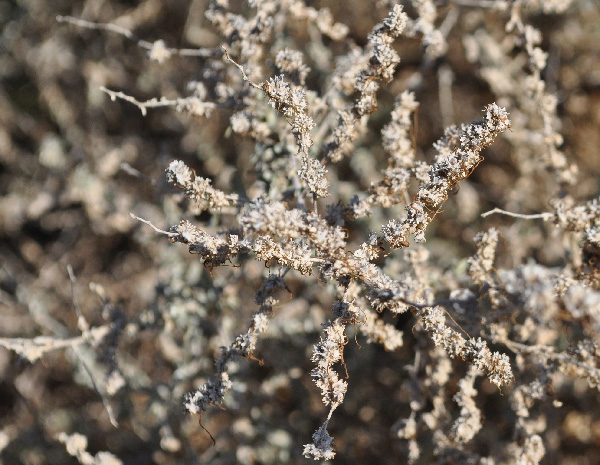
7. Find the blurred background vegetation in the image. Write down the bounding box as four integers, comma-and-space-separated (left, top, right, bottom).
1, 1, 599, 464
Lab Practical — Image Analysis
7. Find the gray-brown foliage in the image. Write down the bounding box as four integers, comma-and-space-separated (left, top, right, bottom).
1, 1, 600, 464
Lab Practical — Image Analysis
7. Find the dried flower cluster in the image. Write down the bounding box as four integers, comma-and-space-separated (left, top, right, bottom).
2, 1, 600, 464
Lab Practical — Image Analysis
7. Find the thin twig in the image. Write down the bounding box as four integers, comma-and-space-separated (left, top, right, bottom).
72, 347, 119, 428
130, 213, 178, 237
453, 0, 509, 8
481, 207, 555, 220
66, 266, 118, 427
396, 296, 472, 338
56, 15, 220, 58
67, 264, 89, 333
120, 162, 155, 185
101, 87, 181, 116
0, 335, 86, 360
221, 47, 263, 90
101, 87, 218, 117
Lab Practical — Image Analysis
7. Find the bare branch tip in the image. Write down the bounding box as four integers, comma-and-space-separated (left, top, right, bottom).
130, 213, 175, 236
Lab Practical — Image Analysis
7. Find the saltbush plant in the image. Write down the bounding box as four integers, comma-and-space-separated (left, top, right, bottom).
1, 0, 599, 464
